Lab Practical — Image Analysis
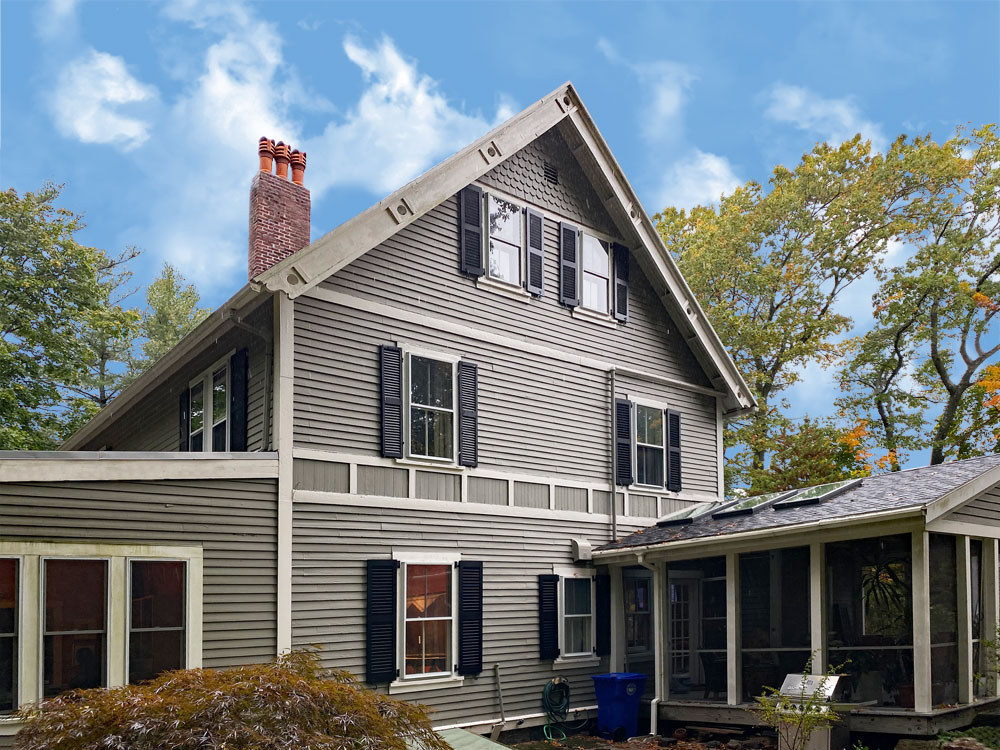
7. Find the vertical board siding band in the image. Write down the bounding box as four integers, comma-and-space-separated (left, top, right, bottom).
595, 573, 611, 656
229, 348, 250, 451
378, 345, 404, 459
459, 185, 485, 277
538, 574, 560, 660
365, 559, 400, 683
457, 560, 484, 675
667, 409, 682, 492
525, 209, 545, 296
457, 361, 479, 467
612, 243, 629, 323
178, 390, 190, 452
559, 222, 579, 307
614, 399, 634, 486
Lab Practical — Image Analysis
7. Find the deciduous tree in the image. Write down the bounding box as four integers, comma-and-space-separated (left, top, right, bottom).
130, 262, 210, 375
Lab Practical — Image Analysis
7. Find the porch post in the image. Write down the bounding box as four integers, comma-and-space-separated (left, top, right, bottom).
610, 563, 625, 672
658, 560, 670, 702
726, 552, 741, 705
957, 536, 973, 704
984, 539, 999, 696
912, 531, 932, 713
809, 542, 826, 673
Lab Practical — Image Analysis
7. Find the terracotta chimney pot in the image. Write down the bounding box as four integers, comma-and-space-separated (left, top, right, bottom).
289, 149, 307, 186
258, 137, 275, 173
274, 141, 290, 179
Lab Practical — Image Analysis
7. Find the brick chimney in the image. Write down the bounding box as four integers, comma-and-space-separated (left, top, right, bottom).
249, 137, 310, 280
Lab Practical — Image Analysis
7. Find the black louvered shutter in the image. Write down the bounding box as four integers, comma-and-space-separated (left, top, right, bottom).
595, 574, 611, 656
667, 409, 682, 492
615, 398, 634, 486
457, 361, 478, 467
525, 209, 545, 296
178, 390, 190, 452
559, 222, 579, 307
538, 574, 560, 660
459, 185, 485, 277
612, 243, 629, 323
366, 559, 399, 683
229, 348, 249, 451
379, 345, 404, 458
457, 561, 484, 675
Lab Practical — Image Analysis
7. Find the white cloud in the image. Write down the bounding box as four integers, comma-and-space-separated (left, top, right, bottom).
655, 149, 742, 212
763, 83, 887, 152
49, 49, 157, 150
302, 35, 503, 196
597, 38, 694, 142
37, 0, 79, 40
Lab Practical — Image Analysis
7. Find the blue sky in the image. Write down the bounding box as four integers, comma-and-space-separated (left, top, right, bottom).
3, 0, 998, 466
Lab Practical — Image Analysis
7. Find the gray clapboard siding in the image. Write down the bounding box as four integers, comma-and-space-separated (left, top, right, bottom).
555, 486, 588, 513
318, 131, 710, 389
415, 471, 460, 502
469, 476, 508, 505
77, 301, 273, 453
292, 500, 622, 727
0, 478, 278, 667
358, 465, 407, 498
293, 458, 349, 493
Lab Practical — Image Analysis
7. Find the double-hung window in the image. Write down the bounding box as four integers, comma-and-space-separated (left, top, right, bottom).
487, 194, 523, 286
43, 559, 107, 696
189, 360, 229, 453
0, 559, 16, 713
129, 561, 186, 684
403, 564, 454, 678
408, 354, 456, 461
635, 403, 666, 487
562, 576, 595, 658
581, 233, 611, 314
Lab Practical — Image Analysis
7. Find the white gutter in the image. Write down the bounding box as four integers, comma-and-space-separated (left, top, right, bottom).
635, 553, 662, 735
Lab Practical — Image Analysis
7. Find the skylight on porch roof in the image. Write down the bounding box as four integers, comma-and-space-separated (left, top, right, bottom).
656, 499, 738, 527
712, 489, 798, 519
771, 478, 863, 509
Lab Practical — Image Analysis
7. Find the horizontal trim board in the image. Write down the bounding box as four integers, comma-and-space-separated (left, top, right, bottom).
0, 455, 280, 483
301, 286, 723, 399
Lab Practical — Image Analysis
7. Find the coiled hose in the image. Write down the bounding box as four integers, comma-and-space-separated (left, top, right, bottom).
542, 677, 589, 740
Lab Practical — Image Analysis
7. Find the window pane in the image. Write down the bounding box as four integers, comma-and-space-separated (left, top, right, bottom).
565, 578, 591, 615
44, 633, 105, 696
565, 616, 592, 654
582, 272, 609, 312
406, 565, 451, 618
212, 422, 227, 452
0, 559, 14, 635
582, 234, 609, 276
637, 445, 664, 486
410, 407, 453, 459
131, 561, 185, 630
0, 636, 13, 712
190, 383, 204, 433
404, 620, 450, 675
637, 405, 663, 447
191, 432, 204, 452
489, 239, 520, 284
488, 195, 521, 245
129, 629, 183, 684
411, 356, 453, 409
212, 367, 227, 425
45, 560, 106, 633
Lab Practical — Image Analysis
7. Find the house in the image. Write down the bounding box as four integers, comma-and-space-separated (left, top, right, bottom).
0, 82, 995, 746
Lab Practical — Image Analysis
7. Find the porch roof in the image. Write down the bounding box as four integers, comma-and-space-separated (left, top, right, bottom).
596, 453, 1000, 552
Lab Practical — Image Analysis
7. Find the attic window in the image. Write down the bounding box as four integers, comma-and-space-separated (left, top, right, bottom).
543, 162, 559, 185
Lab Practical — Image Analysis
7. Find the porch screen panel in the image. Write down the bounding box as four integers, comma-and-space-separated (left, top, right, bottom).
826, 534, 913, 708
0, 559, 16, 713
971, 540, 988, 698
929, 534, 958, 705
739, 547, 811, 701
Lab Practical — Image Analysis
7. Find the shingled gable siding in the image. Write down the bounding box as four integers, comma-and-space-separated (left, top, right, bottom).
292, 501, 650, 728
77, 302, 273, 452
0, 478, 278, 666
316, 130, 711, 389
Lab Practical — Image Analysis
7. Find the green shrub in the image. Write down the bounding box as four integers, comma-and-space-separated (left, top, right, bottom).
15, 650, 449, 750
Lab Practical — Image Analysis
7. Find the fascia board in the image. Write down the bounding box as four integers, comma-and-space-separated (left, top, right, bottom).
924, 464, 1000, 523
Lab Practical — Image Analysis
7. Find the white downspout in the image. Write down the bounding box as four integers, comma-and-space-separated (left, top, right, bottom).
637, 553, 663, 736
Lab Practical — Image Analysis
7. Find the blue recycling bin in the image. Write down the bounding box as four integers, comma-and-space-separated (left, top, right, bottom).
592, 672, 647, 740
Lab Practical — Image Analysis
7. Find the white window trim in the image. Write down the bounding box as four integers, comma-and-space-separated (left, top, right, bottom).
389, 550, 463, 694
632, 398, 669, 491
400, 345, 460, 466
483, 192, 526, 290
188, 351, 234, 454
0, 541, 202, 721
553, 566, 596, 664
579, 231, 613, 316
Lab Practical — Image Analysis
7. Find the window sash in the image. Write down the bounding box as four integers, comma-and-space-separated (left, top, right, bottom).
400, 562, 456, 680
188, 356, 231, 453
0, 558, 17, 714
406, 353, 457, 462
559, 575, 595, 658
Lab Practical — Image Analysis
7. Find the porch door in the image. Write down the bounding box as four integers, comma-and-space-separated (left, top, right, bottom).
669, 580, 695, 680
624, 573, 654, 679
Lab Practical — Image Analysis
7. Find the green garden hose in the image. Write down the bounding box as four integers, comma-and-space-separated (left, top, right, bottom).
542, 677, 589, 740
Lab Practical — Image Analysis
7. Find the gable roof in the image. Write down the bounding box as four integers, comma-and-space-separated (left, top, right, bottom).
595, 454, 1000, 557
256, 82, 755, 416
